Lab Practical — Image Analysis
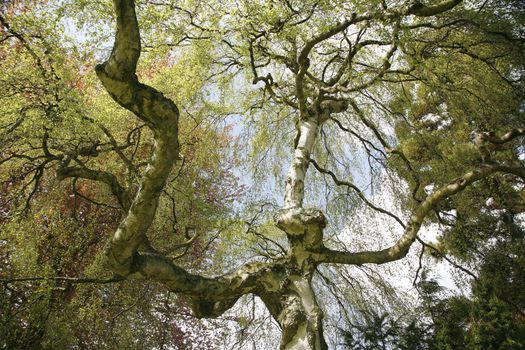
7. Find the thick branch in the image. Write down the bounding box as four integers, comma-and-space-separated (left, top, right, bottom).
99, 0, 140, 81
314, 165, 524, 265
95, 1, 179, 128
129, 253, 279, 318
407, 0, 463, 17
95, 0, 180, 275
94, 1, 272, 321
56, 166, 130, 210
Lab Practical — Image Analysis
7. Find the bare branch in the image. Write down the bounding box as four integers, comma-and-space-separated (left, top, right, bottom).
415, 237, 478, 279
309, 158, 405, 228
296, 15, 356, 117
56, 165, 130, 211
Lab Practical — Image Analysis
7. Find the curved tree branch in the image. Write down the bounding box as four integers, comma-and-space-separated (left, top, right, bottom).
407, 0, 463, 17
95, 0, 180, 276
309, 158, 405, 228
415, 237, 478, 279
56, 165, 130, 210
314, 164, 525, 265
91, 0, 274, 320
296, 15, 356, 117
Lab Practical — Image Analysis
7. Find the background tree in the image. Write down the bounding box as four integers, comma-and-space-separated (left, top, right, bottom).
1, 0, 524, 349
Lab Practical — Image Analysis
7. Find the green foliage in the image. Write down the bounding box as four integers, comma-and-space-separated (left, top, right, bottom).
0, 1, 245, 348
1, 0, 525, 348
427, 240, 525, 350
339, 308, 434, 350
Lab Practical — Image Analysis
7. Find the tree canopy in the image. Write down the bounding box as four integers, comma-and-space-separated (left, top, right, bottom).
1, 0, 524, 349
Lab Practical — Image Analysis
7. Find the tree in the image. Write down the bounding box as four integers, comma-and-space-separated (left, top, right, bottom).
1, 0, 524, 349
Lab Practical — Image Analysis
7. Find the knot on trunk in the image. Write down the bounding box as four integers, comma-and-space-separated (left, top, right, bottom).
278, 294, 307, 346
275, 208, 326, 250
318, 100, 348, 122
275, 208, 326, 235
320, 100, 348, 114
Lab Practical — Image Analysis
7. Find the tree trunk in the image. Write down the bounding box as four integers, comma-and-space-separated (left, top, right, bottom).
284, 116, 319, 209
262, 273, 327, 350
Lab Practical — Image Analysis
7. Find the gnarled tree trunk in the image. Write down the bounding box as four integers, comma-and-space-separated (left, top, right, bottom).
276, 274, 327, 350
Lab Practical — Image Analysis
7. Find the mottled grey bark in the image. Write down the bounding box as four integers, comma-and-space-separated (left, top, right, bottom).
278, 275, 327, 350
272, 208, 328, 349
95, 0, 180, 276
259, 271, 327, 350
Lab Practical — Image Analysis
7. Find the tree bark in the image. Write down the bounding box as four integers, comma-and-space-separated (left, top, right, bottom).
280, 276, 327, 350
260, 273, 328, 350
284, 116, 319, 209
